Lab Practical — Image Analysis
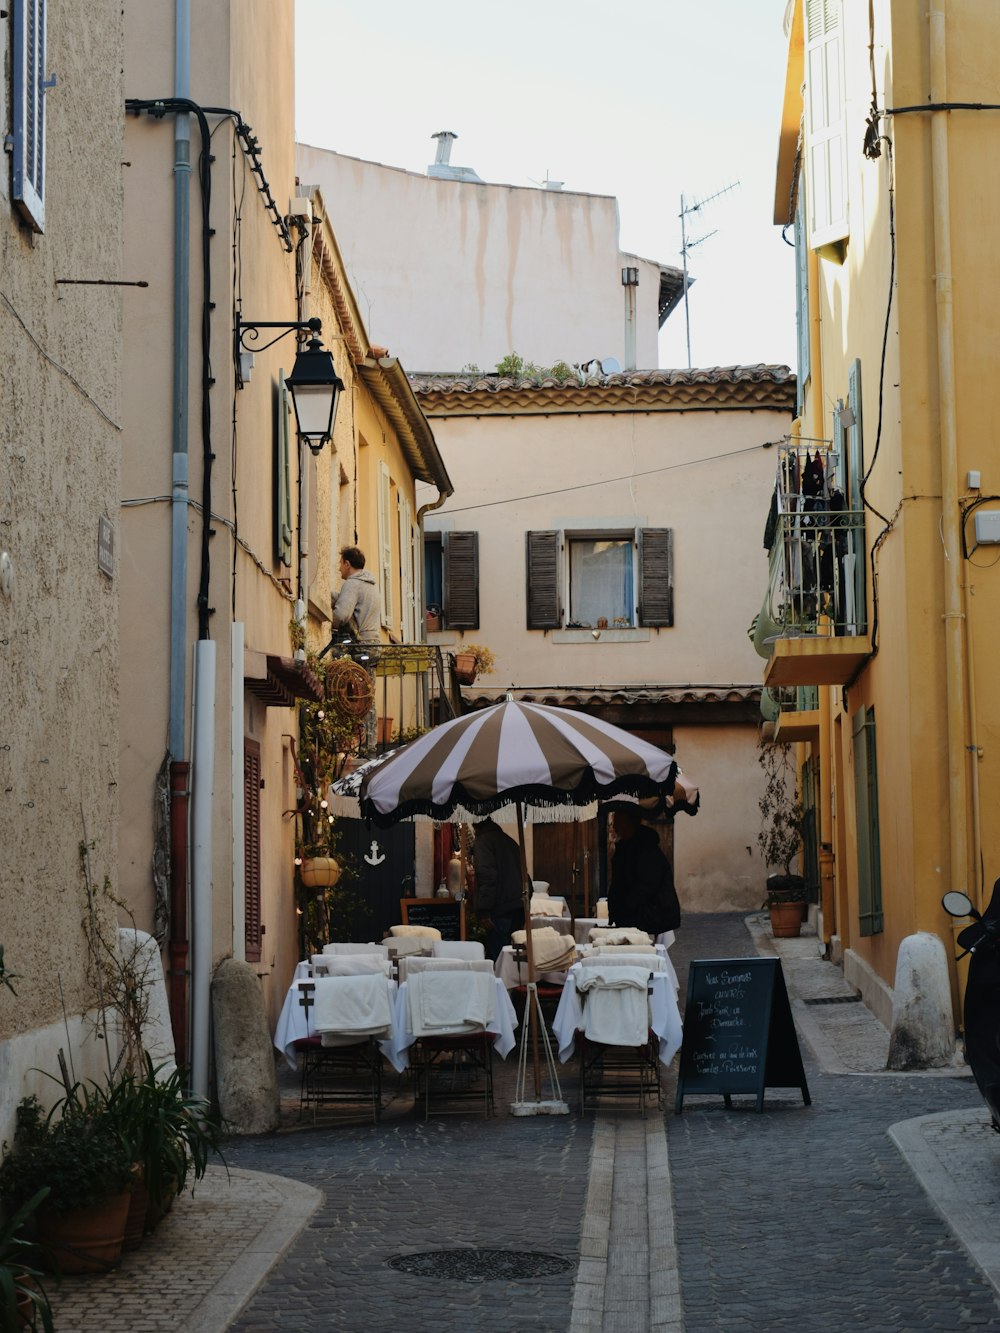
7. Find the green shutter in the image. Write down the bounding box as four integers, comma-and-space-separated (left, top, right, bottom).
852, 705, 883, 935
526, 531, 561, 629
847, 358, 866, 633
443, 531, 479, 630
638, 528, 673, 627
275, 375, 292, 568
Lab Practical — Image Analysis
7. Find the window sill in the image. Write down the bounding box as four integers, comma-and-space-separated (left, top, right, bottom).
551, 628, 650, 644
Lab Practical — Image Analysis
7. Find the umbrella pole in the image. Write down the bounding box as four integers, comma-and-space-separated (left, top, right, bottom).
515, 802, 542, 1101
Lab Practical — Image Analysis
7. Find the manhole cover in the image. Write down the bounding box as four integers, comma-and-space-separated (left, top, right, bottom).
803, 994, 861, 1005
387, 1248, 573, 1283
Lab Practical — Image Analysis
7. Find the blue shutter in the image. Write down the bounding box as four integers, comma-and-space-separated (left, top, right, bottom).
12, 0, 49, 233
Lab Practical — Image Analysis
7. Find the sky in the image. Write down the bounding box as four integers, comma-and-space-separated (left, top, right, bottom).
295, 0, 795, 372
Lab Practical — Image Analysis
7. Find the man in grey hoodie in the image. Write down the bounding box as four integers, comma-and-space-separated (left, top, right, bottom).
332, 546, 381, 643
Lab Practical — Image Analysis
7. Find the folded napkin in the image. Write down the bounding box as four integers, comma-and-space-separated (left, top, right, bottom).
313, 974, 392, 1037
529, 895, 565, 917
592, 943, 656, 956
588, 927, 653, 946
407, 969, 495, 1037
582, 952, 666, 973
511, 926, 575, 972
389, 924, 442, 940
575, 965, 651, 1047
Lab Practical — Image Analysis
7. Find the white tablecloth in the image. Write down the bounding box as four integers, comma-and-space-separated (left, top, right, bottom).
551, 965, 682, 1067
384, 976, 518, 1073
273, 978, 397, 1071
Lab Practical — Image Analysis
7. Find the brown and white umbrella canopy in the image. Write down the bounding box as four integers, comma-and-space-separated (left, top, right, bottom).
358, 699, 680, 825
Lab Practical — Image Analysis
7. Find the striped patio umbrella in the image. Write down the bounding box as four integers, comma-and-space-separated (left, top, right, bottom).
358, 699, 681, 826
358, 700, 687, 1112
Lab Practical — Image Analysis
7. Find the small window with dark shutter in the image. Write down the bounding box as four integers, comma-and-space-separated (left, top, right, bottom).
12, 0, 48, 234
442, 531, 479, 629
244, 739, 262, 963
638, 528, 673, 627
526, 530, 561, 629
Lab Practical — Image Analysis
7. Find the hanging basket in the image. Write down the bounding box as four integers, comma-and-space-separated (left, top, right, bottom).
301, 856, 341, 889
452, 652, 478, 686
327, 659, 375, 718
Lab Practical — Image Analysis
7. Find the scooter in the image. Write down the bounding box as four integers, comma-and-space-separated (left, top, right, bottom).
943, 879, 1000, 1133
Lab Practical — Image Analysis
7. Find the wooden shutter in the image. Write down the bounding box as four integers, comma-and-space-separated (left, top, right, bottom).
805, 0, 848, 247
12, 0, 48, 233
398, 494, 415, 640
852, 706, 883, 936
795, 194, 810, 410
442, 531, 479, 629
638, 528, 674, 627
526, 531, 561, 629
378, 462, 394, 627
244, 740, 262, 963
275, 375, 293, 567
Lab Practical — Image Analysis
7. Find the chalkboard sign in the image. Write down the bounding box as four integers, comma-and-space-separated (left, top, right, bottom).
674, 957, 810, 1113
399, 897, 466, 941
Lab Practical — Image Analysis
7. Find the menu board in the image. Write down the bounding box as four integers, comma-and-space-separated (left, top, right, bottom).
399, 897, 466, 941
674, 957, 810, 1113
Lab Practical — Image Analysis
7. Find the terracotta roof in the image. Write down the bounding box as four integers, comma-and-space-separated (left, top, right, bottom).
462, 685, 763, 708
410, 365, 796, 415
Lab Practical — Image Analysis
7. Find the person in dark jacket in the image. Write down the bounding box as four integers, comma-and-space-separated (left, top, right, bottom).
608, 806, 680, 937
472, 818, 525, 961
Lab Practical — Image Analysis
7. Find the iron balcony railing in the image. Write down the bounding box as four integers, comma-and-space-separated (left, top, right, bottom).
319, 638, 461, 750
764, 507, 867, 639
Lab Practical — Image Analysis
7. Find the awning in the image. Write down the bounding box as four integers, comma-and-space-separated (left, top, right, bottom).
244, 651, 323, 707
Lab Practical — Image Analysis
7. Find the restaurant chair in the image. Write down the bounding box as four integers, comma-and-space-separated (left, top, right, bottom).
322, 942, 389, 956
312, 953, 393, 978
405, 960, 498, 1119
573, 963, 661, 1117
431, 940, 486, 961
304, 973, 395, 1123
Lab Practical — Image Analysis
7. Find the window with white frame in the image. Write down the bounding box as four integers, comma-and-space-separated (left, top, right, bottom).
12, 0, 48, 233
805, 0, 848, 248
526, 528, 673, 630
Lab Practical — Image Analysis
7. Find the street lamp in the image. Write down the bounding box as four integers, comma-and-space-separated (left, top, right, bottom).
235, 315, 345, 453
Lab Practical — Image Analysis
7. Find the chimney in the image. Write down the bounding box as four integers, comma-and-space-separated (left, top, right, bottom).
432, 131, 457, 166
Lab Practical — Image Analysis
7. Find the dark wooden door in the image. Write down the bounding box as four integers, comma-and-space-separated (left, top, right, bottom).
337, 819, 417, 942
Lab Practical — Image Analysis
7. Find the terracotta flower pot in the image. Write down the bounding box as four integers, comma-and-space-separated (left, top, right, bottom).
768, 899, 807, 939
122, 1170, 149, 1250
453, 652, 477, 685
37, 1191, 131, 1274
300, 856, 341, 888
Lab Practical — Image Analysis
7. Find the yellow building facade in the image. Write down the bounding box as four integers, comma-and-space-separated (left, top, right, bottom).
765, 0, 1000, 1038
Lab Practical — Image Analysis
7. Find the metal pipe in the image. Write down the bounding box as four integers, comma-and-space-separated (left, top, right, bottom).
168, 760, 190, 1067
190, 639, 216, 1098
929, 3, 971, 901
170, 0, 191, 759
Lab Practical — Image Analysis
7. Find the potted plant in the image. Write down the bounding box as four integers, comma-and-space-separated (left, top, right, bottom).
0, 1188, 54, 1332
0, 1095, 135, 1274
757, 737, 808, 938
452, 643, 495, 685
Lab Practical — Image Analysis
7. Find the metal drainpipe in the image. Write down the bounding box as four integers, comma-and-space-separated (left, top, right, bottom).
928, 3, 971, 903
168, 0, 192, 1065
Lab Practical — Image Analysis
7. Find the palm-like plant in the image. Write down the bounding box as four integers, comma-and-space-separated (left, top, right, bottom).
0, 1189, 54, 1333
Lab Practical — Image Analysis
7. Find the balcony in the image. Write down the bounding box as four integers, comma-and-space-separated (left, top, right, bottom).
320, 640, 460, 753
761, 684, 821, 742
758, 471, 870, 687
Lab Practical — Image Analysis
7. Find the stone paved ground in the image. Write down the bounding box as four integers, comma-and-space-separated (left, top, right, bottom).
663, 914, 1000, 1332
225, 1053, 593, 1333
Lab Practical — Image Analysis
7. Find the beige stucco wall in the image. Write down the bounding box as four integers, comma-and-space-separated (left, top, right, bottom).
295, 145, 663, 373
0, 0, 125, 1138
780, 0, 1000, 1001
418, 390, 792, 904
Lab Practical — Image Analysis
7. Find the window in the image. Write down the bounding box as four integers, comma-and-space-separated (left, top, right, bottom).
525, 528, 673, 630
12, 0, 48, 233
424, 531, 479, 630
275, 375, 292, 568
805, 0, 848, 248
244, 739, 262, 963
852, 706, 883, 936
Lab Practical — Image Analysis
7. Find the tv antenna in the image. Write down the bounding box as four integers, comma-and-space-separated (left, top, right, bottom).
679, 180, 740, 369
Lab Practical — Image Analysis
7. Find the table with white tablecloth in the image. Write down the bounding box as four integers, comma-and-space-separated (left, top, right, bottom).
495, 941, 678, 995
273, 977, 397, 1071
551, 964, 682, 1067
384, 976, 518, 1073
